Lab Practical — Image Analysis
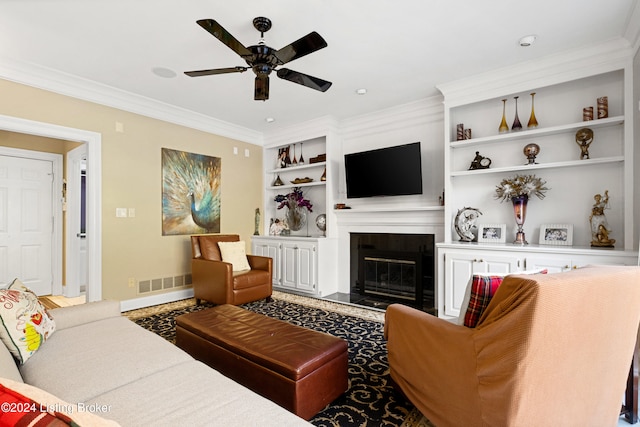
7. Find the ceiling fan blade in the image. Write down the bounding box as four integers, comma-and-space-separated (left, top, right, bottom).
254, 75, 270, 101
196, 19, 252, 58
184, 66, 248, 77
276, 68, 332, 92
274, 32, 327, 65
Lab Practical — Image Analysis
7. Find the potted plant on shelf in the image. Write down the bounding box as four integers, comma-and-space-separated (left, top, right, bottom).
495, 174, 549, 245
274, 187, 313, 232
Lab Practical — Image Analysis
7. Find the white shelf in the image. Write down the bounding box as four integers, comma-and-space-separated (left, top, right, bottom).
449, 116, 624, 148
267, 181, 326, 190
266, 161, 326, 174
450, 156, 624, 177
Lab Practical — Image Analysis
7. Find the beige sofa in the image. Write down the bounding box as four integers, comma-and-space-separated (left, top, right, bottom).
0, 300, 311, 426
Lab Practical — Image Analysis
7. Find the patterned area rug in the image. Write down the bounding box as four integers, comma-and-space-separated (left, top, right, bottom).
124, 293, 433, 427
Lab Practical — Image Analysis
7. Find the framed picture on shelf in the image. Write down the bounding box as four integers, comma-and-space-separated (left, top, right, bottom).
539, 224, 573, 246
477, 224, 506, 243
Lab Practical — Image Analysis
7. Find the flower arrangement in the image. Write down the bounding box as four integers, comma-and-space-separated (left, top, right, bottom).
494, 174, 549, 202
274, 187, 313, 212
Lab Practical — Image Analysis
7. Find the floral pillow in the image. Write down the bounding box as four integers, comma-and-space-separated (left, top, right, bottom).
0, 279, 56, 364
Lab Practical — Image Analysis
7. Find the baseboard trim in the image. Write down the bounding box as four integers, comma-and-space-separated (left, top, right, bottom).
120, 288, 194, 312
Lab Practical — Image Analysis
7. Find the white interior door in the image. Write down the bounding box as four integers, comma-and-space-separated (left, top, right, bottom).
0, 155, 54, 295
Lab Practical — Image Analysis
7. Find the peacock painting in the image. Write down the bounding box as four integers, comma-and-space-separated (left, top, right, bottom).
162, 148, 221, 235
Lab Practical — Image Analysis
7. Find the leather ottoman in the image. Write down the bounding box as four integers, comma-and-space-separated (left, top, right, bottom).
175, 304, 349, 420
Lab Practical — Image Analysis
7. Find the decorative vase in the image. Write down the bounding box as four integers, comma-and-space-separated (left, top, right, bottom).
499, 99, 509, 133
597, 96, 608, 119
527, 92, 538, 128
298, 143, 305, 165
511, 195, 528, 244
511, 96, 522, 131
285, 206, 307, 231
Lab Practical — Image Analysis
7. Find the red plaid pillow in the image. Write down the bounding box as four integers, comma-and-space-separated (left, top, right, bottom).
463, 275, 505, 328
0, 383, 74, 426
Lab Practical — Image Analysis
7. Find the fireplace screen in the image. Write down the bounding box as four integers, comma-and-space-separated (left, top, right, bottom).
363, 256, 417, 301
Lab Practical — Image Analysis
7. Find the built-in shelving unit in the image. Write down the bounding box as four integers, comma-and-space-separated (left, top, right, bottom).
434, 47, 637, 319
263, 136, 328, 238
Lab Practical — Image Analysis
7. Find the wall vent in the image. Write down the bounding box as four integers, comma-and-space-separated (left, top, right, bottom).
139, 280, 151, 294
137, 274, 192, 294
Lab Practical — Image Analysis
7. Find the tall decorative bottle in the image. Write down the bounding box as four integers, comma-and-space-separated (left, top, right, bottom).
499, 99, 509, 133
527, 92, 538, 128
511, 96, 522, 131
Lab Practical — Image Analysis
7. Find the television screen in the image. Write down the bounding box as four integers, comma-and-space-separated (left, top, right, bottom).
344, 142, 423, 198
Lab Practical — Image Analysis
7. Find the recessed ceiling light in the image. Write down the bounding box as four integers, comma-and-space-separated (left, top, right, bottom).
519, 35, 537, 47
265, 117, 275, 123
356, 88, 367, 95
152, 67, 177, 78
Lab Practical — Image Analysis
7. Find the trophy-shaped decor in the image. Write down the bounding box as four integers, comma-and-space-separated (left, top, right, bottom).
589, 190, 615, 247
575, 128, 593, 160
523, 143, 540, 165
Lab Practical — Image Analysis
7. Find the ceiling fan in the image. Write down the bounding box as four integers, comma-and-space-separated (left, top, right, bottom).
185, 17, 332, 101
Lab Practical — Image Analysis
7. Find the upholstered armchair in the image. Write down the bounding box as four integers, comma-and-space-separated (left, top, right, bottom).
190, 234, 272, 305
384, 266, 640, 427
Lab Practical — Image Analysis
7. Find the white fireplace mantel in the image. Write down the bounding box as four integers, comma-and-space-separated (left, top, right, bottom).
334, 205, 445, 294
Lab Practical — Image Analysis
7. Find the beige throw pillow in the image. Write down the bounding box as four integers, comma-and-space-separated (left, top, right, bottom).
218, 241, 251, 271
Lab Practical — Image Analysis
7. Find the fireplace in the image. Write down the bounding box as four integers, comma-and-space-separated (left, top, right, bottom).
350, 233, 435, 313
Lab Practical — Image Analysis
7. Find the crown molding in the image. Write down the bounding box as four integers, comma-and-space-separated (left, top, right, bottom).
262, 115, 340, 148
437, 38, 634, 107
340, 96, 443, 140
0, 56, 263, 145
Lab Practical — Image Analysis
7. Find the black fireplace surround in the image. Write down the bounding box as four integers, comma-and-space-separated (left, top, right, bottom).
349, 233, 435, 313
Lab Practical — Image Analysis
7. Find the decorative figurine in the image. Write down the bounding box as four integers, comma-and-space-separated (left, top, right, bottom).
589, 190, 615, 247
315, 214, 326, 236
454, 207, 483, 242
468, 151, 492, 170
253, 208, 260, 235
523, 143, 540, 165
575, 128, 593, 160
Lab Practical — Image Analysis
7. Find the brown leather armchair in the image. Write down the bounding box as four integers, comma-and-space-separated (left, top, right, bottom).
191, 234, 272, 305
384, 266, 640, 427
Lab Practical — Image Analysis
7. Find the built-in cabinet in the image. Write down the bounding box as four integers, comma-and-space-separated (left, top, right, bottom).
252, 236, 337, 297
438, 244, 638, 319
435, 47, 637, 319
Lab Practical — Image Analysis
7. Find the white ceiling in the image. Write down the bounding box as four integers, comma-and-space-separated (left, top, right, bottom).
0, 0, 638, 135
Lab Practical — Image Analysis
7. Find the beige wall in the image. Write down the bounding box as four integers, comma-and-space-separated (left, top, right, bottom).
0, 79, 263, 301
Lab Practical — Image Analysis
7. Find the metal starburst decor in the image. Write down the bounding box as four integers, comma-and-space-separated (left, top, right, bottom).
495, 174, 549, 202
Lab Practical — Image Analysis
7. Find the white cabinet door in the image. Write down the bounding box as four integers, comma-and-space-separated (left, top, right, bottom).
295, 242, 317, 292
442, 249, 521, 318
281, 241, 318, 293
281, 242, 298, 289
253, 240, 282, 286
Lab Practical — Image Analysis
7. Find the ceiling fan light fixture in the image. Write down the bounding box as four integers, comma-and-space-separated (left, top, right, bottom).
519, 35, 537, 47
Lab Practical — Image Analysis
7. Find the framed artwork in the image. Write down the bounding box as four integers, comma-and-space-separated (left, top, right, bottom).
161, 148, 221, 236
539, 224, 573, 246
477, 224, 506, 243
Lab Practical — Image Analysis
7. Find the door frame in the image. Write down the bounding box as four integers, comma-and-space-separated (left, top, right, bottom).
65, 144, 87, 297
0, 147, 62, 295
0, 114, 102, 302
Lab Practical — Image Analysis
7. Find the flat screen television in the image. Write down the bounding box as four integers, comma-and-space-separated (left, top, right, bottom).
344, 142, 423, 198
